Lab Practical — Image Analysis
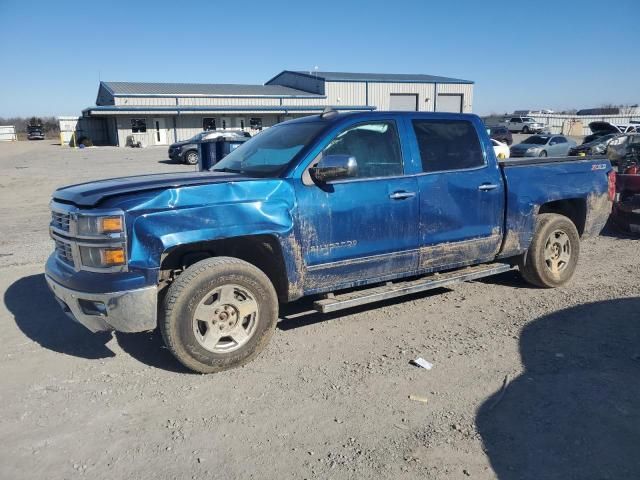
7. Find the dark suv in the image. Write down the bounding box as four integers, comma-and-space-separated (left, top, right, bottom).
169, 130, 251, 165
488, 126, 513, 145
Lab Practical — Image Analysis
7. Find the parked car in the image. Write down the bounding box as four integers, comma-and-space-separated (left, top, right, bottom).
491, 139, 510, 159
45, 111, 613, 373
27, 129, 45, 140
584, 121, 640, 144
606, 133, 640, 165
169, 129, 250, 165
569, 133, 618, 156
500, 116, 544, 134
488, 126, 513, 145
510, 135, 576, 157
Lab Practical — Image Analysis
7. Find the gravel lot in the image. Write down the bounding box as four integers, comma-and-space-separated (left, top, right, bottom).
1, 140, 638, 479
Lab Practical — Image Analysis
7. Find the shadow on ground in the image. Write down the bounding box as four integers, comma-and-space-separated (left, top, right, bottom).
277, 287, 452, 330
476, 297, 640, 480
4, 274, 188, 372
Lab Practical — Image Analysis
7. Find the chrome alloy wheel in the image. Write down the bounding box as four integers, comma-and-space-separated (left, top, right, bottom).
192, 284, 259, 353
544, 230, 571, 274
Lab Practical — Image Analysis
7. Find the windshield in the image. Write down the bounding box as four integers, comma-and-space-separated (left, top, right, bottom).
211, 122, 326, 177
523, 136, 549, 145
522, 117, 536, 123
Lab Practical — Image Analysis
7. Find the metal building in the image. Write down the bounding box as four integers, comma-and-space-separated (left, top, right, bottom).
78, 70, 474, 147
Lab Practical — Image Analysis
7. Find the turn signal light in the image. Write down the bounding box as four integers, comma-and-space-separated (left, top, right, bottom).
100, 217, 123, 233
102, 248, 126, 266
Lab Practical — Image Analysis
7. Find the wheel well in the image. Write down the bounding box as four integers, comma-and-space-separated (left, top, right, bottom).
161, 235, 289, 302
538, 199, 587, 236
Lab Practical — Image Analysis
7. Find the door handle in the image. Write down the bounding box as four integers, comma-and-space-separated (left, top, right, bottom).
389, 191, 416, 200
478, 183, 499, 191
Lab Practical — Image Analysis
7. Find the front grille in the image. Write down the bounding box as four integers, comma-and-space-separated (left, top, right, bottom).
54, 239, 74, 265
51, 210, 71, 232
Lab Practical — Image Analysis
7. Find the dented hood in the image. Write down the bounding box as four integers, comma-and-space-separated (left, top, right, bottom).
53, 171, 252, 207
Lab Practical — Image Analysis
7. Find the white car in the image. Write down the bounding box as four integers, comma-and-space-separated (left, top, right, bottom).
500, 116, 545, 134
492, 139, 510, 159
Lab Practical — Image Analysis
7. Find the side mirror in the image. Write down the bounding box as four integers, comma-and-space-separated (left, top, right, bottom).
309, 154, 358, 182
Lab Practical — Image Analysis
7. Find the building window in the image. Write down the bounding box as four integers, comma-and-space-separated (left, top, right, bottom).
203, 118, 216, 131
250, 117, 263, 131
131, 119, 147, 133
240, 119, 245, 130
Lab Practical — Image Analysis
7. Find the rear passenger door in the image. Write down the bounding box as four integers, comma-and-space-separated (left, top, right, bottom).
407, 117, 505, 271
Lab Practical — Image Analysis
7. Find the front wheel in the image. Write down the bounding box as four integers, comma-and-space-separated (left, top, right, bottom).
523, 126, 530, 134
539, 150, 548, 157
184, 150, 199, 165
160, 257, 278, 373
519, 213, 580, 288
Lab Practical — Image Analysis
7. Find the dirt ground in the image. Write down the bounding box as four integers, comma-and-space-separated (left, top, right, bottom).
1, 140, 639, 480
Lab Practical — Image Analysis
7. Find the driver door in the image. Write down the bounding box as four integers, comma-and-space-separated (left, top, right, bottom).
293, 119, 420, 293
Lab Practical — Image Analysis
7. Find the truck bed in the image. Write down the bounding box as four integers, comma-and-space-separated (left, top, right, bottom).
497, 155, 612, 260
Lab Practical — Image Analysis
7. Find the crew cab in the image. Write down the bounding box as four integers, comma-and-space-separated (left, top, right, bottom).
45, 111, 614, 373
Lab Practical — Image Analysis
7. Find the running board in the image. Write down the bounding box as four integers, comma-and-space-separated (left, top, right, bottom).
313, 262, 513, 313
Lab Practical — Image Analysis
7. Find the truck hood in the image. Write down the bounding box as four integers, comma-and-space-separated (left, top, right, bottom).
589, 121, 620, 134
53, 171, 252, 207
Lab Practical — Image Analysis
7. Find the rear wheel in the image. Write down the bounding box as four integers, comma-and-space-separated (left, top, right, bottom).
519, 213, 580, 288
184, 150, 199, 165
160, 257, 278, 373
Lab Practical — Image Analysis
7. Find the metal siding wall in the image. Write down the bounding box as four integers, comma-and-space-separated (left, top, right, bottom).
281, 97, 330, 106
367, 83, 436, 111
435, 84, 474, 113
178, 97, 281, 106
528, 113, 640, 135
325, 82, 367, 106
115, 97, 176, 106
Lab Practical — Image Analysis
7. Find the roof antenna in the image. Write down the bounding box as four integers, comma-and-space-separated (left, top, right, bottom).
321, 106, 338, 119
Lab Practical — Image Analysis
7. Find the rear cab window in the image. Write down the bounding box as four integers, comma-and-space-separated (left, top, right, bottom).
411, 119, 485, 173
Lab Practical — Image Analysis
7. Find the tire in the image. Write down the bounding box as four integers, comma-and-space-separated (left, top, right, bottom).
539, 150, 547, 157
523, 126, 530, 134
519, 213, 580, 288
160, 257, 278, 373
184, 150, 199, 165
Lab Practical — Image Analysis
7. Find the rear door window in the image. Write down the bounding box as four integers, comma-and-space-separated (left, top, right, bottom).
412, 120, 485, 173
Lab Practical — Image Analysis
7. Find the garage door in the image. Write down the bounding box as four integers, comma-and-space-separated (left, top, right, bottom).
389, 94, 418, 111
436, 94, 463, 113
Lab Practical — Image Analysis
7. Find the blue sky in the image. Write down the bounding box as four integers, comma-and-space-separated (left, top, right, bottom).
1, 0, 638, 117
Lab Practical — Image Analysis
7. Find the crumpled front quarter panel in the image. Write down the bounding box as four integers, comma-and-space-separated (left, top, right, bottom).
119, 180, 297, 270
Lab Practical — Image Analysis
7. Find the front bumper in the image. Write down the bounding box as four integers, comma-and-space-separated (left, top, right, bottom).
45, 275, 157, 333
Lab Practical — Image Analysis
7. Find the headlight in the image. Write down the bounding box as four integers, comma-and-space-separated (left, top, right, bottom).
79, 246, 126, 268
77, 215, 124, 236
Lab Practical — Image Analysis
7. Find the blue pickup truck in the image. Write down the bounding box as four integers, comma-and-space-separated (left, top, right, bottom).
45, 111, 615, 373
